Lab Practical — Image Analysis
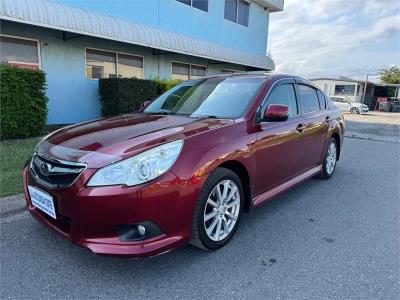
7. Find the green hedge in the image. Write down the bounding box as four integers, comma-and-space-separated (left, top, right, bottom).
99, 78, 181, 117
0, 66, 48, 140
153, 79, 183, 94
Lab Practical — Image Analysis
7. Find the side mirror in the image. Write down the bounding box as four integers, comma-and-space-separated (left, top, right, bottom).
139, 100, 151, 111
263, 104, 289, 122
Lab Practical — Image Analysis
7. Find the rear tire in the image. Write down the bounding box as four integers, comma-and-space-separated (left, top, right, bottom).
190, 168, 244, 250
316, 138, 338, 179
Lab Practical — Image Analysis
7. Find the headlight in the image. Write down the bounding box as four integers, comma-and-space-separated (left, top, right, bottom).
87, 140, 184, 187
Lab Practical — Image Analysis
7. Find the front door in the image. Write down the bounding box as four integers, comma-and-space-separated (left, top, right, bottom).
253, 80, 307, 196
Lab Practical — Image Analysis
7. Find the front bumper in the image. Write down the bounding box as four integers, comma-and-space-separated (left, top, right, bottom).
23, 166, 205, 258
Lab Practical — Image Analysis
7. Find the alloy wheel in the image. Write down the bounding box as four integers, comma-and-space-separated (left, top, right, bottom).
351, 108, 359, 114
326, 141, 337, 175
203, 180, 241, 242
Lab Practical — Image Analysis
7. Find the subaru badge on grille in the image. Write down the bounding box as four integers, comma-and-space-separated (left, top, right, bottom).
40, 162, 53, 176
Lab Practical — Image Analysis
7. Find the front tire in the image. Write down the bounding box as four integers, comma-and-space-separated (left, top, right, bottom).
317, 138, 338, 179
350, 107, 359, 114
190, 168, 244, 250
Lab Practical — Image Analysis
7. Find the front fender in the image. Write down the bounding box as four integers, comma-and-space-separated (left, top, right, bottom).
170, 122, 256, 183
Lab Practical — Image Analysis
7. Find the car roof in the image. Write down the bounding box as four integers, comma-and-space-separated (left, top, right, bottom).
204, 71, 306, 82
193, 72, 324, 93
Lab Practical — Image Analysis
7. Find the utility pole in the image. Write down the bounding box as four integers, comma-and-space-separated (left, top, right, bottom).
361, 73, 380, 115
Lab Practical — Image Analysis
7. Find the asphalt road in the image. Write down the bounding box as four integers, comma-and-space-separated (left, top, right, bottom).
1, 138, 399, 299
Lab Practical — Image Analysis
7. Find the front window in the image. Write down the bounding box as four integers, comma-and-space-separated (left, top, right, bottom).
171, 62, 207, 80
224, 0, 250, 26
334, 84, 356, 96
144, 77, 265, 119
0, 35, 39, 70
177, 0, 208, 12
263, 84, 298, 117
85, 48, 144, 79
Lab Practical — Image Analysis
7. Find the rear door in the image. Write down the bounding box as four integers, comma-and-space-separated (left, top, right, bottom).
295, 81, 331, 168
253, 79, 307, 194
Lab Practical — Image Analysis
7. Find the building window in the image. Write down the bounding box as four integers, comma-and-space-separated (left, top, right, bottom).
334, 85, 355, 96
224, 0, 249, 26
176, 0, 208, 12
0, 35, 40, 70
356, 84, 362, 96
172, 62, 207, 80
190, 64, 207, 79
220, 69, 239, 74
117, 53, 144, 79
85, 48, 143, 79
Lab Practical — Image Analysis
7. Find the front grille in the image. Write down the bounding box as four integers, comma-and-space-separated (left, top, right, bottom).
30, 153, 86, 188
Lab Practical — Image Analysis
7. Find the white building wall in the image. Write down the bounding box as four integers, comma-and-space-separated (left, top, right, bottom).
313, 79, 365, 103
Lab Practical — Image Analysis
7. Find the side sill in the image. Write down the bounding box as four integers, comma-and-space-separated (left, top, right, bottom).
253, 165, 322, 207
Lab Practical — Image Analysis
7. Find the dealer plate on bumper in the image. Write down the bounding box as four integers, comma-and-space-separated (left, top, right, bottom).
28, 186, 56, 219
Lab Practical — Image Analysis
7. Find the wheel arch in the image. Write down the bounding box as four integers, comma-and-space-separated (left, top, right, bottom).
217, 160, 252, 213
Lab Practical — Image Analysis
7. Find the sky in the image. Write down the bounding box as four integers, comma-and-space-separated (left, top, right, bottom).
268, 0, 400, 81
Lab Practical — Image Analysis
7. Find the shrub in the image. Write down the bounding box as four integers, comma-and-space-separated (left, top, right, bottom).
99, 78, 158, 117
0, 66, 48, 139
153, 79, 182, 94
99, 78, 182, 117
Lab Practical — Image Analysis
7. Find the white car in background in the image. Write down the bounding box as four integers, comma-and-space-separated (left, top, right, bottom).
330, 96, 369, 114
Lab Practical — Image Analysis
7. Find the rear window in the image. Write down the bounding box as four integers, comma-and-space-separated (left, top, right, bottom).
297, 84, 320, 113
317, 90, 327, 109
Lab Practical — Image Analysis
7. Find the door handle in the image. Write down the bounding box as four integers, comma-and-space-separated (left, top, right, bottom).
325, 116, 332, 123
296, 123, 306, 133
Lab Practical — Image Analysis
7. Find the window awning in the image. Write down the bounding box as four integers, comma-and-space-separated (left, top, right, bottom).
0, 0, 275, 70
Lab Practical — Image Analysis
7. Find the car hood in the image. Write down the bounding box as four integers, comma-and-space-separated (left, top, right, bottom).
37, 113, 233, 168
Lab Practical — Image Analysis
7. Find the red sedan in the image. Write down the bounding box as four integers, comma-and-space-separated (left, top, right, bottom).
23, 73, 345, 257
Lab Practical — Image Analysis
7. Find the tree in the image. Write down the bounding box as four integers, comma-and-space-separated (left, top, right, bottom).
380, 66, 400, 84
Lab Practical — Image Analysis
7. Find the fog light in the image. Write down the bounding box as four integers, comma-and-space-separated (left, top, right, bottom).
137, 225, 146, 236
116, 222, 163, 242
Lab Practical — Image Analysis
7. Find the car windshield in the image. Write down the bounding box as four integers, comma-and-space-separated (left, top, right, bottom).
144, 77, 265, 119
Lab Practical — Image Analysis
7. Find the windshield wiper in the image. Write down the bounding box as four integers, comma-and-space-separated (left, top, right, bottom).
191, 114, 219, 119
145, 111, 174, 115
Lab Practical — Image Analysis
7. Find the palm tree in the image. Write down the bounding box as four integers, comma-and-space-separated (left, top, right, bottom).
380, 66, 400, 84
